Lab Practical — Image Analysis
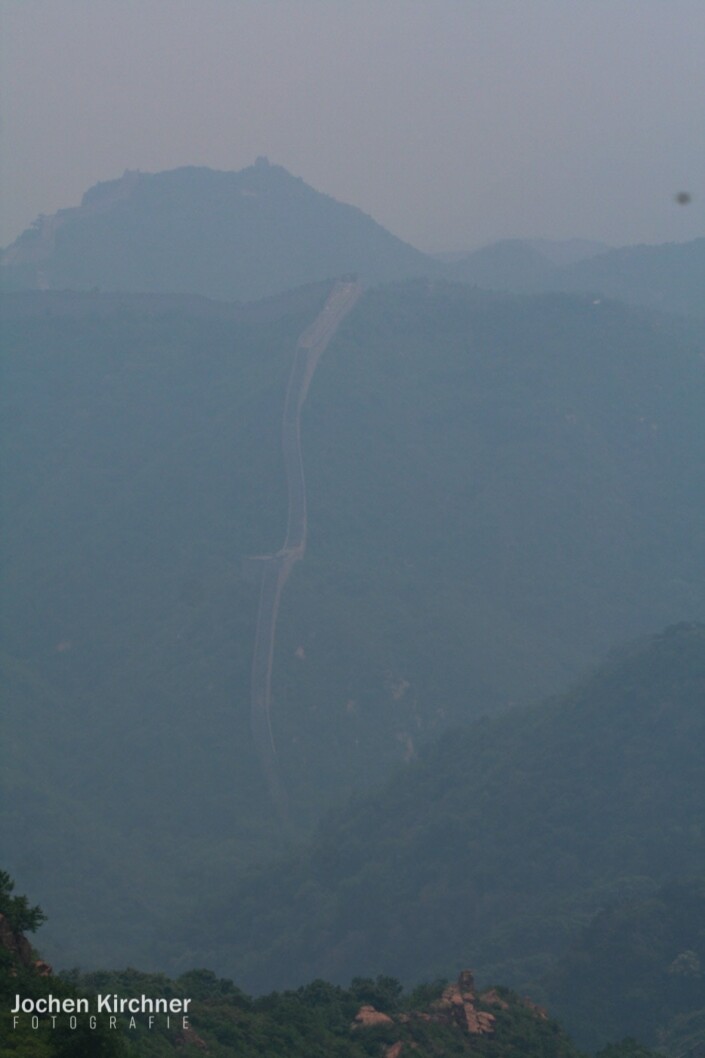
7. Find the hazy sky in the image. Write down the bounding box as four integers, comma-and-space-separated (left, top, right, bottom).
1, 0, 703, 252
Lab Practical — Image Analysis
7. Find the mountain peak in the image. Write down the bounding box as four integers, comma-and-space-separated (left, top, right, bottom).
1, 162, 430, 301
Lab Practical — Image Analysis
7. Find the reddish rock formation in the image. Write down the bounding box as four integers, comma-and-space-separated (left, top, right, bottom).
350, 971, 554, 1047
480, 988, 510, 1010
385, 1043, 404, 1058
352, 1004, 395, 1028
431, 970, 496, 1036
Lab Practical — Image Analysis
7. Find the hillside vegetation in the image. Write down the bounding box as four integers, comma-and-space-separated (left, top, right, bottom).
545, 876, 705, 1051
2, 281, 704, 973
1, 872, 659, 1057
195, 623, 705, 1022
1, 284, 330, 967
446, 237, 705, 319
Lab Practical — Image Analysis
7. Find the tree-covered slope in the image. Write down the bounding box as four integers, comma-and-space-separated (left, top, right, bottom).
0, 161, 432, 301
544, 876, 705, 1052
552, 238, 705, 319
445, 239, 561, 291
273, 281, 705, 807
60, 967, 589, 1058
445, 237, 705, 318
196, 624, 705, 1003
1, 871, 658, 1058
1, 285, 331, 968
2, 282, 704, 973
0, 870, 125, 1056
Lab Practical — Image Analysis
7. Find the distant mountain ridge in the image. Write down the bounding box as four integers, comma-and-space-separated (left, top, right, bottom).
2, 161, 702, 315
553, 237, 705, 317
0, 160, 432, 301
435, 238, 609, 268
445, 236, 705, 316
444, 238, 560, 290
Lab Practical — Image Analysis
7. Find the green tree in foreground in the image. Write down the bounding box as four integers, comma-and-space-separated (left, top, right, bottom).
0, 868, 46, 932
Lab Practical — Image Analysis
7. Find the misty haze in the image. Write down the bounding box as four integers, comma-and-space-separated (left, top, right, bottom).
1, 3, 704, 1056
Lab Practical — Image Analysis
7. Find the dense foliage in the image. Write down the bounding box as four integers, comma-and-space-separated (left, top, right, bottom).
1, 881, 660, 1058
0, 880, 125, 1057
196, 623, 705, 1016
2, 280, 704, 974
279, 281, 705, 806
54, 968, 588, 1058
0, 869, 46, 933
1, 284, 326, 968
545, 877, 705, 1050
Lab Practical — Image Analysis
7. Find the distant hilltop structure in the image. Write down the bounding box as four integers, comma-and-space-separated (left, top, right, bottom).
0, 162, 428, 302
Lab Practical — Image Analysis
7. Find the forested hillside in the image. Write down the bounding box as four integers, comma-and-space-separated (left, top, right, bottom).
195, 622, 705, 1029
1, 284, 330, 968
1, 871, 659, 1057
545, 877, 705, 1051
2, 280, 704, 972
3, 4, 703, 1054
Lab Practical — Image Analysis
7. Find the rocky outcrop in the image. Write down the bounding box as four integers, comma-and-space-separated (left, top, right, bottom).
349, 971, 559, 1052
431, 971, 496, 1035
352, 1004, 395, 1028
352, 971, 496, 1040
480, 988, 510, 1011
384, 1043, 404, 1058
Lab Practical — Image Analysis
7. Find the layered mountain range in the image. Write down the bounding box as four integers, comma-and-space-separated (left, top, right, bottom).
2, 160, 703, 316
0, 160, 428, 301
1, 162, 704, 1054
